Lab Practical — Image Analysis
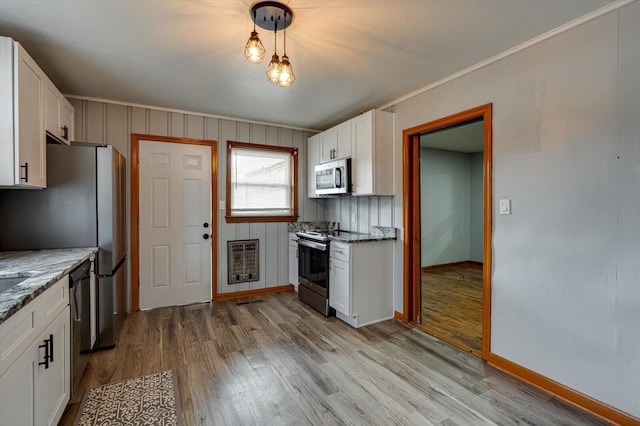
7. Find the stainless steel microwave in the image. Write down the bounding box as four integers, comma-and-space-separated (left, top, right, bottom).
315, 158, 351, 195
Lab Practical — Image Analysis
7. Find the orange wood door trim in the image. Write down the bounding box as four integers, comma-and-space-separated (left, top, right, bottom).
487, 353, 640, 425
131, 134, 218, 312
401, 103, 493, 359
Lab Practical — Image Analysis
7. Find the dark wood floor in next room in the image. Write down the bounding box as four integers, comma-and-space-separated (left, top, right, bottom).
59, 291, 611, 426
421, 261, 484, 356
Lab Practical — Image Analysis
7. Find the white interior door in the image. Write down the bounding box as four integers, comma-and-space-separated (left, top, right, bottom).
139, 140, 212, 309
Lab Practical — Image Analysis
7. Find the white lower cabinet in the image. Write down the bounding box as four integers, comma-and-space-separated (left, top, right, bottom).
329, 240, 394, 328
0, 277, 71, 426
36, 306, 70, 426
329, 257, 350, 314
0, 347, 36, 425
288, 233, 299, 290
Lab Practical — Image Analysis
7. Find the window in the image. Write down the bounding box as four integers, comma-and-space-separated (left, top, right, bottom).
226, 141, 298, 223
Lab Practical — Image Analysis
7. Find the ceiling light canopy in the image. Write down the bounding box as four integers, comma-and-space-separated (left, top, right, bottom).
244, 1, 295, 88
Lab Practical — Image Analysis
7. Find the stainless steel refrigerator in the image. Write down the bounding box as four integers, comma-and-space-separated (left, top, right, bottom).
0, 142, 127, 349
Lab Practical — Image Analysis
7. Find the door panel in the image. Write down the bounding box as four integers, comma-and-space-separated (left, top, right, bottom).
139, 140, 212, 309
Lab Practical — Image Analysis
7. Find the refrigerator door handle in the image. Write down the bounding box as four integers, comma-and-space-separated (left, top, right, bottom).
97, 255, 126, 278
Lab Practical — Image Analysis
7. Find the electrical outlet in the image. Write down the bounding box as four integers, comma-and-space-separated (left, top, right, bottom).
351, 212, 357, 222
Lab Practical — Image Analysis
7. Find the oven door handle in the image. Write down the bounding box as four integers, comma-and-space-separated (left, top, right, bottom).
298, 239, 328, 251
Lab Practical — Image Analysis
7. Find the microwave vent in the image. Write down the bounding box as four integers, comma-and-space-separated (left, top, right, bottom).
228, 239, 259, 284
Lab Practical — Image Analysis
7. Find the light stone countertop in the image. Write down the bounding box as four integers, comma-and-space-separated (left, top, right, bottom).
0, 248, 98, 325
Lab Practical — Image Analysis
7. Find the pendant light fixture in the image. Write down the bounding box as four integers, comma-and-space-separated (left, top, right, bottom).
265, 22, 281, 84
246, 1, 295, 88
244, 10, 266, 63
277, 11, 295, 87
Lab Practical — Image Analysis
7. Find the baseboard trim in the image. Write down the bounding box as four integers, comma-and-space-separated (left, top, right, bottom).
214, 285, 294, 301
487, 353, 639, 425
394, 311, 406, 321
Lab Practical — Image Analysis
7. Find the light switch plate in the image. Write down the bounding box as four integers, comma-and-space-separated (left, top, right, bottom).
219, 201, 225, 210
499, 198, 511, 215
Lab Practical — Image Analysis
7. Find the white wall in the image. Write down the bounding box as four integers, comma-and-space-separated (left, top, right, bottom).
469, 152, 483, 262
419, 148, 471, 266
70, 99, 326, 304
391, 3, 640, 417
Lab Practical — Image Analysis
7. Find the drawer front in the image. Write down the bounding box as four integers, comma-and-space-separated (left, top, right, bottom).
0, 277, 68, 377
330, 241, 350, 262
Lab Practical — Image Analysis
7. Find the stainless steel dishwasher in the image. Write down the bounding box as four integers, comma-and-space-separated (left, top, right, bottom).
69, 259, 92, 398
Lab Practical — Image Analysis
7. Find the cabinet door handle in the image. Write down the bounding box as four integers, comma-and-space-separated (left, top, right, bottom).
61, 125, 69, 140
38, 334, 53, 369
20, 162, 29, 182
49, 334, 54, 363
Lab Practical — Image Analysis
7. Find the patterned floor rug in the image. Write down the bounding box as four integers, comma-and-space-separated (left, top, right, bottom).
74, 370, 182, 426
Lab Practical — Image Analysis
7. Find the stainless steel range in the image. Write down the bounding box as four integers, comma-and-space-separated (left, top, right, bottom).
296, 231, 335, 316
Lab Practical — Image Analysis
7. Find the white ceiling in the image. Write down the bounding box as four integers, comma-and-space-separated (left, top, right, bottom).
420, 120, 484, 153
0, 0, 616, 130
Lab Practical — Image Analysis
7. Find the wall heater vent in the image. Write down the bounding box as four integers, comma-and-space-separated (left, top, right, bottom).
228, 239, 259, 284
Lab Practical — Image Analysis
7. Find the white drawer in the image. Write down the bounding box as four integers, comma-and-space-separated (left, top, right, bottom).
330, 241, 350, 262
0, 276, 68, 377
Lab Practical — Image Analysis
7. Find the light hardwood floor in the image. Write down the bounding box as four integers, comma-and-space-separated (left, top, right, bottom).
421, 262, 483, 356
60, 291, 611, 426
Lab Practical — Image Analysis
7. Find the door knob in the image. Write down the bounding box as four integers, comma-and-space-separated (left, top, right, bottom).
203, 222, 209, 228
203, 234, 210, 240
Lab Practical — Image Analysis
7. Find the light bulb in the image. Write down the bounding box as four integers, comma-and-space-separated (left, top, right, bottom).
244, 31, 266, 64
277, 55, 295, 87
266, 53, 281, 84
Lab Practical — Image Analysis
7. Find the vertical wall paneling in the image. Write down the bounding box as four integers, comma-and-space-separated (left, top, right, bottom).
186, 114, 204, 140
130, 107, 147, 134
380, 196, 393, 226
149, 110, 168, 136
69, 98, 84, 141
248, 124, 267, 290
219, 120, 246, 292
235, 122, 252, 242
264, 126, 280, 287
105, 104, 128, 155
169, 112, 185, 138
75, 98, 318, 300
370, 196, 380, 227
357, 196, 370, 233
277, 128, 293, 286
292, 130, 305, 220
86, 102, 105, 144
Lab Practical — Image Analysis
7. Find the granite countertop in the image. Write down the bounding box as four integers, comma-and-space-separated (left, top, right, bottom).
329, 226, 397, 244
0, 248, 98, 325
289, 223, 397, 244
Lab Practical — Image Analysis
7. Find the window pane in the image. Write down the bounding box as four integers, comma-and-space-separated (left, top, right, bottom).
230, 147, 292, 215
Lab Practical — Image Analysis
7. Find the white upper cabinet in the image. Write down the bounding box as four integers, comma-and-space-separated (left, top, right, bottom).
1, 37, 46, 188
320, 120, 351, 163
307, 109, 394, 198
0, 36, 74, 188
307, 134, 322, 198
351, 110, 394, 196
44, 78, 74, 145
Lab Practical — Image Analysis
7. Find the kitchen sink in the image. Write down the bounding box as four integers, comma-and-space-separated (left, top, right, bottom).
0, 276, 30, 294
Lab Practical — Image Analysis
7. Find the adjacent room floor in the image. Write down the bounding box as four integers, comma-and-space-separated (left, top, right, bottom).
421, 261, 483, 356
60, 291, 610, 425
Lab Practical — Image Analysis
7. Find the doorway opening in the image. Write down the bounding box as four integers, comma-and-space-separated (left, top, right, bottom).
402, 104, 492, 359
131, 134, 219, 311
